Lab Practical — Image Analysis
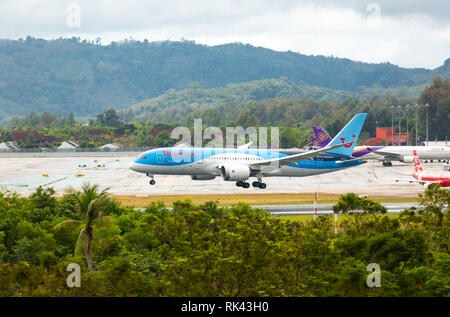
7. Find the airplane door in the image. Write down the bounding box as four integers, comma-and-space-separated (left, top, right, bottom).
194, 152, 203, 172
157, 153, 164, 164
318, 156, 323, 166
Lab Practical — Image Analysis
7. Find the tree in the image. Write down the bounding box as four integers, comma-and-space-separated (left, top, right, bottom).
280, 127, 301, 148
54, 183, 115, 271
419, 77, 450, 140
96, 108, 122, 127
155, 131, 172, 147
333, 193, 387, 233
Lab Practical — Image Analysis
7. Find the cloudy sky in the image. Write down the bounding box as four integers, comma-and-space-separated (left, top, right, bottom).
0, 0, 449, 69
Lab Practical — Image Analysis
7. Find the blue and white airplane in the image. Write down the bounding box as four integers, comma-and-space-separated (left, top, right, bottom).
129, 113, 367, 189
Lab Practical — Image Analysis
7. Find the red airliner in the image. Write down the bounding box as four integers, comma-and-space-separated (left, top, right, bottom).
397, 150, 450, 188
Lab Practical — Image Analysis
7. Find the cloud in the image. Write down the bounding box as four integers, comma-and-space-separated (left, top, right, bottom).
0, 0, 448, 69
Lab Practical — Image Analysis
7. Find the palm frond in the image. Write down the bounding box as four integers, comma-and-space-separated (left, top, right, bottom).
92, 215, 116, 228
74, 227, 88, 257
53, 219, 81, 232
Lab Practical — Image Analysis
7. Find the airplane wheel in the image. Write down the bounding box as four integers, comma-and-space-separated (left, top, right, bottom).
243, 182, 250, 189
149, 179, 156, 185
236, 181, 244, 187
259, 183, 267, 189
382, 162, 387, 167
388, 162, 392, 167
252, 181, 259, 188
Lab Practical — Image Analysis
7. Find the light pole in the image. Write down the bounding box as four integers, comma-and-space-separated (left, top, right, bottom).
424, 103, 430, 146
390, 105, 395, 145
405, 104, 409, 146
398, 105, 403, 146
414, 104, 419, 146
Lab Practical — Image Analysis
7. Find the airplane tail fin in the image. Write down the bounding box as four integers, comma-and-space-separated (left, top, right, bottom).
413, 150, 424, 173
312, 126, 332, 148
326, 113, 367, 156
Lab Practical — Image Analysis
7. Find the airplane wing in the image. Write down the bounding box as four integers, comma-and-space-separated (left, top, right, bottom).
238, 142, 253, 150
371, 166, 430, 185
336, 157, 366, 164
367, 148, 402, 160
250, 142, 351, 169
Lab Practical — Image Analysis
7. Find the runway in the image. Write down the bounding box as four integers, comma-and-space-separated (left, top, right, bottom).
137, 203, 417, 215
0, 152, 445, 197
255, 202, 417, 215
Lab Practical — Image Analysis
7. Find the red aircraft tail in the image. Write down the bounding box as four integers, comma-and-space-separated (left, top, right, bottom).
413, 150, 423, 173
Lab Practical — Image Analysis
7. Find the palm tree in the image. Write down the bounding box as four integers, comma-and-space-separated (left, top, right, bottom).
54, 182, 114, 271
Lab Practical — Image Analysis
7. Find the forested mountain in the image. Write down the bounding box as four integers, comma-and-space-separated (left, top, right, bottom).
123, 78, 356, 122
0, 37, 448, 119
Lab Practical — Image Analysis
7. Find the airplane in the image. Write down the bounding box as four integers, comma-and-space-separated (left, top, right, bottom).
129, 113, 368, 189
373, 150, 450, 188
311, 126, 450, 166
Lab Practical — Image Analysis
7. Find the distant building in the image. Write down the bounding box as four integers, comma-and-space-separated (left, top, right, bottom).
363, 127, 409, 146
0, 141, 19, 151
98, 143, 122, 151
57, 140, 80, 151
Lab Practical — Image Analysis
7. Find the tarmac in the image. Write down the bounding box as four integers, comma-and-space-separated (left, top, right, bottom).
258, 203, 417, 215
0, 152, 444, 197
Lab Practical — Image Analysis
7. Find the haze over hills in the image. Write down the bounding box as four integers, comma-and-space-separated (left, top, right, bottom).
0, 37, 449, 120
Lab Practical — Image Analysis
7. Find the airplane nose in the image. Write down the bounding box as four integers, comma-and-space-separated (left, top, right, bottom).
129, 161, 150, 173
129, 162, 140, 172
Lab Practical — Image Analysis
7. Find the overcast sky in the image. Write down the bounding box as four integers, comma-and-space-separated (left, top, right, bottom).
0, 0, 449, 69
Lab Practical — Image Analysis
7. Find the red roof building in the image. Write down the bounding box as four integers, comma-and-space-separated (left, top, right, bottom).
363, 127, 409, 146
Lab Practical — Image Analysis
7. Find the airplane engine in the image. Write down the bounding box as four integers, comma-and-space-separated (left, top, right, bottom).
221, 164, 251, 181
400, 156, 414, 163
191, 175, 216, 180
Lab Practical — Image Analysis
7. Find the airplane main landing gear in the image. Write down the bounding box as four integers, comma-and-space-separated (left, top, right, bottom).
236, 181, 250, 188
382, 161, 392, 167
252, 181, 267, 189
236, 179, 267, 189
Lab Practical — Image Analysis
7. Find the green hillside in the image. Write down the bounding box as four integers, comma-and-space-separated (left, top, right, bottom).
0, 37, 448, 119
123, 78, 356, 122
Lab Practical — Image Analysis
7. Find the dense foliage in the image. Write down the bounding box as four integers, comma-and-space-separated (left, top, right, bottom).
121, 76, 449, 143
1, 37, 449, 118
124, 77, 356, 122
2, 77, 449, 149
0, 184, 448, 296
419, 76, 450, 140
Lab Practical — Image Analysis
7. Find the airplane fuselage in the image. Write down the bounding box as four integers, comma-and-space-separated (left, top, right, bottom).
129, 147, 363, 179
353, 146, 450, 161
414, 171, 450, 187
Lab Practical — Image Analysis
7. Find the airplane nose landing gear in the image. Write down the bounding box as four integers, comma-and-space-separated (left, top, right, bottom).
147, 173, 155, 185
